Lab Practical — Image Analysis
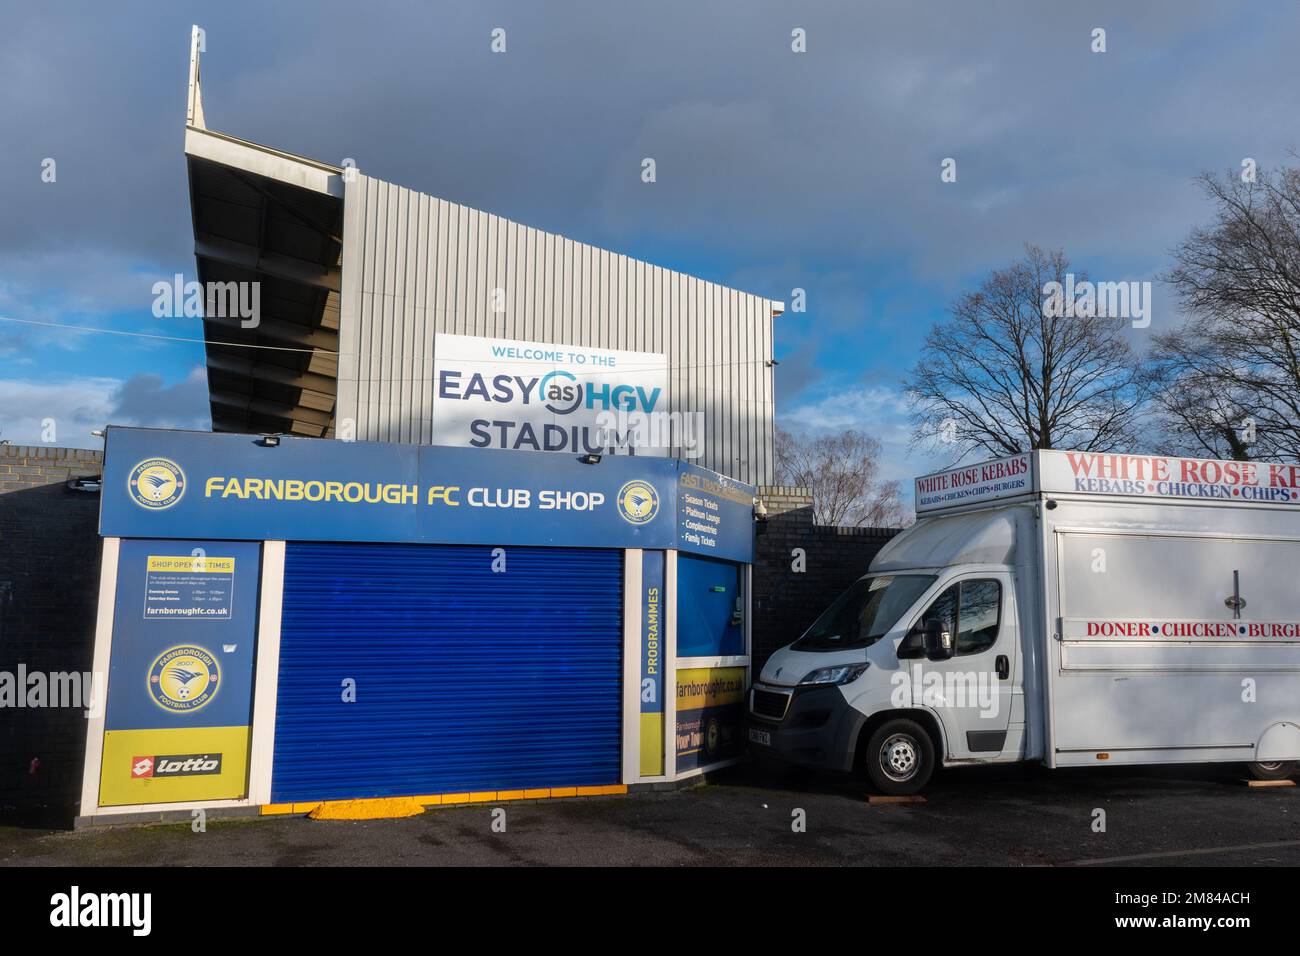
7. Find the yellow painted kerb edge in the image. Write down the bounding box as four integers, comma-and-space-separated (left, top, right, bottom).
258, 784, 629, 816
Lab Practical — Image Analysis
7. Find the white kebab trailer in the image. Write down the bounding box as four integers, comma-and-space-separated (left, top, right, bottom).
748, 450, 1300, 794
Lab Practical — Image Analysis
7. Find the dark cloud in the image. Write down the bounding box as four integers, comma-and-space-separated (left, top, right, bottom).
5, 2, 1291, 272
773, 337, 822, 407
0, 367, 208, 448
108, 368, 210, 430
1, 1, 1296, 417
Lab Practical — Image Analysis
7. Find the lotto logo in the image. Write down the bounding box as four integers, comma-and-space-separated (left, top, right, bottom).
129, 753, 222, 779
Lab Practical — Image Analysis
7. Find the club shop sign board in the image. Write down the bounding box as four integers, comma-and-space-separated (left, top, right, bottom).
101, 428, 755, 563
431, 333, 669, 456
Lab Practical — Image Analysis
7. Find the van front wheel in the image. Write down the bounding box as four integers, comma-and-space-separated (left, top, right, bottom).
865, 719, 935, 796
1246, 760, 1296, 781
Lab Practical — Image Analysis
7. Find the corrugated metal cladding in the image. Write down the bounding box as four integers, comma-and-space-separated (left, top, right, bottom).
336, 173, 777, 486
271, 542, 623, 802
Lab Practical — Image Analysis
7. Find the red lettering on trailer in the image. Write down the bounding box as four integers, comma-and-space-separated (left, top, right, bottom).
916, 474, 949, 494
1067, 453, 1169, 482
1164, 458, 1260, 488
1269, 463, 1300, 488
1087, 621, 1151, 637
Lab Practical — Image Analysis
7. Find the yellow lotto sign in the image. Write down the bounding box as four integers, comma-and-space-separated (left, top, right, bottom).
98, 726, 251, 806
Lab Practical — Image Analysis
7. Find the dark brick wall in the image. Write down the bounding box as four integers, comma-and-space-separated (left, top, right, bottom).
0, 444, 103, 812
752, 501, 900, 673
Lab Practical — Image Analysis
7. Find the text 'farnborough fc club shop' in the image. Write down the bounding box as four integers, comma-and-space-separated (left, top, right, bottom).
79, 427, 755, 821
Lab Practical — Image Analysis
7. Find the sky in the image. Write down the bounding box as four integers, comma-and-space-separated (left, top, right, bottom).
2, 0, 1298, 503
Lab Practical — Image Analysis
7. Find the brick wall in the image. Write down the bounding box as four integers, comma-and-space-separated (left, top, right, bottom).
755, 484, 814, 517
752, 486, 900, 673
0, 444, 104, 814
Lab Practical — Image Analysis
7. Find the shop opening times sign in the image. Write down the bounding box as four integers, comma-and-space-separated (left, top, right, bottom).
916, 450, 1300, 513
143, 555, 235, 620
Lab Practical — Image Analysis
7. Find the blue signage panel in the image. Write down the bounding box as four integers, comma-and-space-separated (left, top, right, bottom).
106, 539, 261, 732
100, 538, 261, 805
99, 428, 755, 562
677, 462, 756, 563
640, 550, 666, 776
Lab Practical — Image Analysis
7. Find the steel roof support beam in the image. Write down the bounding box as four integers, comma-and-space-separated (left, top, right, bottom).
200, 313, 338, 352
205, 351, 338, 396
208, 390, 333, 428
195, 234, 341, 292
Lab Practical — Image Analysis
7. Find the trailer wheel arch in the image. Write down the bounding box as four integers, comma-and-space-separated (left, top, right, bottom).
1255, 721, 1300, 764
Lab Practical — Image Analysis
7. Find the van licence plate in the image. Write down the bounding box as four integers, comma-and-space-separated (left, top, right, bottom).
748, 727, 771, 746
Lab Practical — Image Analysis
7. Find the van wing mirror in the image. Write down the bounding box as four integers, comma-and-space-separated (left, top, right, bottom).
923, 618, 955, 661
897, 629, 925, 659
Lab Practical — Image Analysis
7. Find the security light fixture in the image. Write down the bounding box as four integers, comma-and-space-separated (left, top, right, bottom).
579, 453, 602, 465
66, 476, 103, 494
257, 434, 281, 447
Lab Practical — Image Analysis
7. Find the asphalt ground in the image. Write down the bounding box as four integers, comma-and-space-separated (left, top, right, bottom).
2, 760, 1298, 867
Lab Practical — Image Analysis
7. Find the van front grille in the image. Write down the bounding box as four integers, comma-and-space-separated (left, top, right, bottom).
751, 687, 791, 720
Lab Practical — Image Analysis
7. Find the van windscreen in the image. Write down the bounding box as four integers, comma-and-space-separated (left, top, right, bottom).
793, 574, 938, 651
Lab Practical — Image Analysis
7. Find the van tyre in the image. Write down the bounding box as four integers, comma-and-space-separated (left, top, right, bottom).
1246, 760, 1296, 781
865, 718, 935, 795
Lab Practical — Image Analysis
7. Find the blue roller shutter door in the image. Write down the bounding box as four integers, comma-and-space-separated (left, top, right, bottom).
272, 542, 623, 802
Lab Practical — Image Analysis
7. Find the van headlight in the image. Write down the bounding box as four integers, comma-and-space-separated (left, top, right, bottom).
798, 663, 870, 686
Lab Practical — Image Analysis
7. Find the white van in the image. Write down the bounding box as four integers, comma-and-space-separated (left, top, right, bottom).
748, 450, 1300, 794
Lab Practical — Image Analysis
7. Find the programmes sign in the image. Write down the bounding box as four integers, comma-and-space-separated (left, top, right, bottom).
432, 333, 668, 456
640, 551, 666, 776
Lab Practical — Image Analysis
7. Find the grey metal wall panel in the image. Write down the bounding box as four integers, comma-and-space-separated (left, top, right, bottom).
338, 173, 776, 485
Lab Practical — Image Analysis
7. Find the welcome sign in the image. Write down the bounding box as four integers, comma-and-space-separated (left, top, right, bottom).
431, 333, 669, 455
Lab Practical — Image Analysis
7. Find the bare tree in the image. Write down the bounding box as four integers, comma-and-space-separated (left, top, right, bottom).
905, 245, 1151, 460
774, 427, 909, 527
1153, 162, 1300, 462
